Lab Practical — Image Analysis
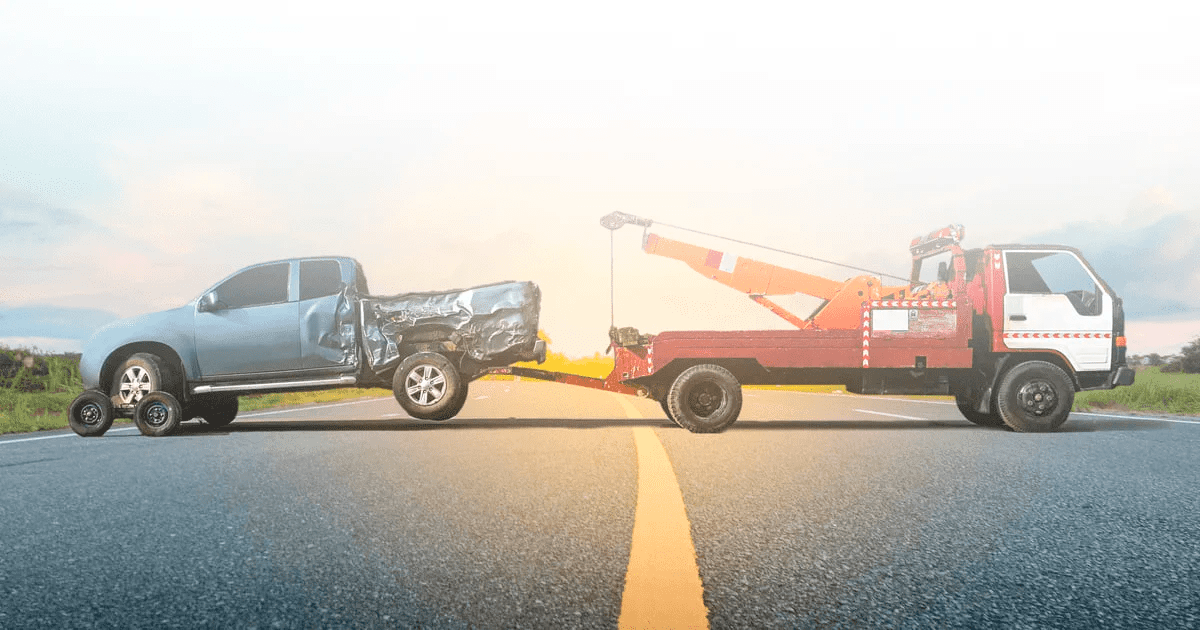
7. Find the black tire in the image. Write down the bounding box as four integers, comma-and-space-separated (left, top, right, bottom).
954, 393, 1005, 427
996, 360, 1075, 433
667, 364, 743, 433
392, 352, 465, 421
111, 353, 166, 410
134, 391, 183, 437
194, 395, 239, 427
68, 390, 115, 437
660, 397, 682, 428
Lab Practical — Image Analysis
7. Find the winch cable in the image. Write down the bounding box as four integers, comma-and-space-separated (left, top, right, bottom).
610, 228, 616, 328
651, 219, 909, 283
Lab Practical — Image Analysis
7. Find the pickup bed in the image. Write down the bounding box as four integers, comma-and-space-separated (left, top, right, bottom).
69, 256, 544, 437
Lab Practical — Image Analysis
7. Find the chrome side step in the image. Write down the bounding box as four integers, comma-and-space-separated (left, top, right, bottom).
192, 375, 357, 395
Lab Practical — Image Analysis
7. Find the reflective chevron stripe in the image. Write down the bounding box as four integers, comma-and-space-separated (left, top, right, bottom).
870, 300, 956, 308
1005, 332, 1113, 339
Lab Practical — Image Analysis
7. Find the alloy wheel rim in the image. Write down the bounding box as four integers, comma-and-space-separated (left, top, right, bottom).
119, 366, 153, 405
405, 365, 447, 406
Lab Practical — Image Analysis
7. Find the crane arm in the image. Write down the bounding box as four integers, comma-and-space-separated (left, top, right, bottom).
642, 233, 844, 300
601, 211, 907, 330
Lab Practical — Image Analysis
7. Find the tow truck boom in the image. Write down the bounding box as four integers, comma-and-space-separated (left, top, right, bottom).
601, 211, 906, 330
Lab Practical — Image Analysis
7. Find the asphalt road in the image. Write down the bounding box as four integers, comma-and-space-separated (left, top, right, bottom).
2, 381, 1198, 629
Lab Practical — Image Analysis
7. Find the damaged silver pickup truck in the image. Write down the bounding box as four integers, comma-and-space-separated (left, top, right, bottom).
68, 257, 545, 437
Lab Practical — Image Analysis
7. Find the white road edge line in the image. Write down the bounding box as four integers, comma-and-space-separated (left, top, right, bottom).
0, 427, 139, 445
853, 408, 926, 421
238, 397, 391, 418
1073, 411, 1200, 425
779, 391, 957, 406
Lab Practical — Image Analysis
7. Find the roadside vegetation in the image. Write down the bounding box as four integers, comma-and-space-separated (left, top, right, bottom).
1074, 367, 1200, 415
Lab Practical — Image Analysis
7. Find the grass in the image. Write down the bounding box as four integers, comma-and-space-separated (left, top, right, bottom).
237, 388, 390, 413
1074, 367, 1200, 415
0, 347, 86, 434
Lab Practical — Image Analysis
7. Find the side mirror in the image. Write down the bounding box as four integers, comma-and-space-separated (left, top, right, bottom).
197, 292, 219, 313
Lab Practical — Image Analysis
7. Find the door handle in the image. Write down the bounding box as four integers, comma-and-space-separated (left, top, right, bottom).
1009, 315, 1027, 321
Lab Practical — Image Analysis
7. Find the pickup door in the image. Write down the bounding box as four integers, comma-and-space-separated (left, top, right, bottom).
195, 261, 300, 376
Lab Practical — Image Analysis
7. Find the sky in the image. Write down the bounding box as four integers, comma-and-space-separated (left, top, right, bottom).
2, 1, 1199, 358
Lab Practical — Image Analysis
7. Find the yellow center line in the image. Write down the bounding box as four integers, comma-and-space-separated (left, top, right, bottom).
613, 394, 710, 630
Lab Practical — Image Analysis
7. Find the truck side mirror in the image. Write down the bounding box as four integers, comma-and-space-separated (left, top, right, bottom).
197, 292, 219, 313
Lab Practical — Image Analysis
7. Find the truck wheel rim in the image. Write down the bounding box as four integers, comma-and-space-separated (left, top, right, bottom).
688, 382, 724, 418
78, 402, 103, 426
405, 365, 447, 406
1017, 380, 1058, 417
142, 401, 169, 427
119, 366, 153, 405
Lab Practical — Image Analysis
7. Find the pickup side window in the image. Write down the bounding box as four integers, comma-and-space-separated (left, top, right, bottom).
1006, 251, 1102, 316
300, 260, 344, 300
213, 262, 290, 309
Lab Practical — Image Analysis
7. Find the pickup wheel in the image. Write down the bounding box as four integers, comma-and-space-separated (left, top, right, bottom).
111, 353, 166, 409
133, 391, 183, 437
954, 393, 1004, 427
68, 390, 115, 437
393, 352, 465, 421
667, 364, 743, 433
194, 395, 239, 427
996, 361, 1075, 433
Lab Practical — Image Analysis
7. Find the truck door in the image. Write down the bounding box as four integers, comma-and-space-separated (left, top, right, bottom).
298, 259, 358, 370
1002, 250, 1113, 372
195, 261, 300, 376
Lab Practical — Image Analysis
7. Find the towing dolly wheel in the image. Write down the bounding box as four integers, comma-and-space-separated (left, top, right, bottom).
393, 352, 466, 421
996, 360, 1075, 433
667, 364, 743, 433
133, 391, 183, 437
68, 390, 115, 437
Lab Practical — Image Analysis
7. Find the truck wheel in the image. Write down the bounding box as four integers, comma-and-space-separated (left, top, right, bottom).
196, 395, 239, 427
667, 364, 742, 433
996, 361, 1075, 433
134, 391, 183, 437
393, 352, 465, 421
659, 397, 682, 428
112, 353, 166, 409
68, 390, 115, 437
954, 394, 1004, 427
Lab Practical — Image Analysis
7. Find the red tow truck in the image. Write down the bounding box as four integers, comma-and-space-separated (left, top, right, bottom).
498, 213, 1134, 433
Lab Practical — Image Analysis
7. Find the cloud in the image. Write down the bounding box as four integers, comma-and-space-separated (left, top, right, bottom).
1023, 197, 1200, 321
0, 186, 107, 245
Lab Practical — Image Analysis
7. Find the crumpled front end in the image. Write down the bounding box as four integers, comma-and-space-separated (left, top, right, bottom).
362, 281, 543, 374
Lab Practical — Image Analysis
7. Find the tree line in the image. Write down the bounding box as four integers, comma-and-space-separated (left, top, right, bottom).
1128, 336, 1200, 374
